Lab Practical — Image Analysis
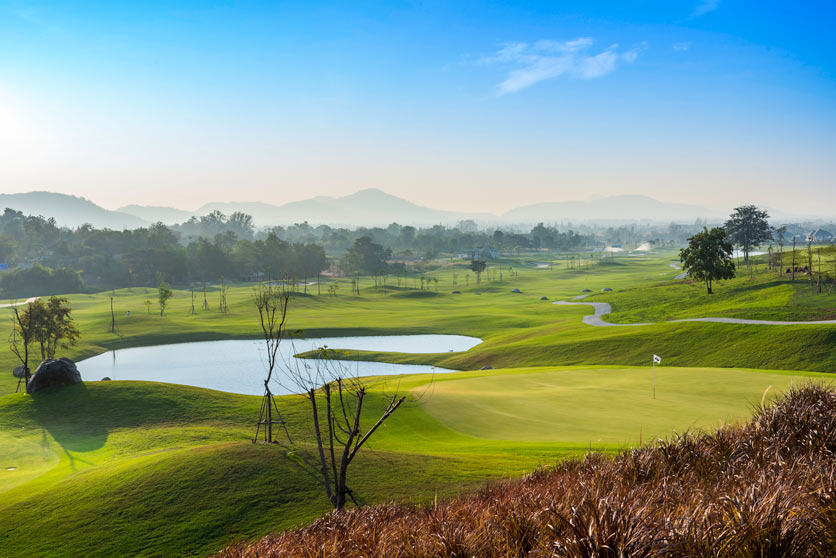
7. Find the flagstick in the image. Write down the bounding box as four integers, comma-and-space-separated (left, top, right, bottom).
652, 360, 656, 400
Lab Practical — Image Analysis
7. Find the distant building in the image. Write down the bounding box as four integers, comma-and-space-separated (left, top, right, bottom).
808, 229, 834, 244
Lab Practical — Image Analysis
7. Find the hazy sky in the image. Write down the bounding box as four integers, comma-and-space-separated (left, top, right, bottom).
1, 1, 835, 214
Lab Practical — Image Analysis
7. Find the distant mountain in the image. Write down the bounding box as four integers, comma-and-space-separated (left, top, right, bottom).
502, 195, 724, 223
0, 190, 766, 230
0, 191, 148, 229
117, 204, 194, 225
197, 188, 495, 227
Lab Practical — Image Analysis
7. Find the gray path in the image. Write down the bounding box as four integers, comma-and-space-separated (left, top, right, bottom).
552, 301, 836, 327
670, 262, 688, 280
0, 297, 39, 309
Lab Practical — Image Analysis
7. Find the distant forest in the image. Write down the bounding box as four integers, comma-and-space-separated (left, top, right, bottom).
0, 207, 705, 298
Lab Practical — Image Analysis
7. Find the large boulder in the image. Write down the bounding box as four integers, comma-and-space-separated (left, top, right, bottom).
26, 358, 82, 394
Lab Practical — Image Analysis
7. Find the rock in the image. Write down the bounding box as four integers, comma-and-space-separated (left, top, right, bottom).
602, 287, 612, 291
474, 292, 481, 295
101, 377, 112, 381
511, 288, 522, 293
12, 365, 26, 378
26, 358, 82, 394
540, 296, 549, 300
581, 289, 592, 292
451, 290, 462, 294
480, 365, 493, 370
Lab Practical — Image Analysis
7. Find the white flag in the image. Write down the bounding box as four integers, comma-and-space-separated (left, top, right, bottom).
653, 354, 662, 364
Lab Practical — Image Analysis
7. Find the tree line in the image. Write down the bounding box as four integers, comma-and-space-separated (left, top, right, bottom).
0, 208, 600, 297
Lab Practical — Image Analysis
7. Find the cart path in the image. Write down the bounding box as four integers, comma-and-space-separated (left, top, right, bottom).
552, 300, 836, 327
0, 297, 39, 309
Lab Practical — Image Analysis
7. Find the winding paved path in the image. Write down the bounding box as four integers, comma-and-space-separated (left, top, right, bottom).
669, 262, 688, 280
552, 300, 836, 327
0, 297, 39, 309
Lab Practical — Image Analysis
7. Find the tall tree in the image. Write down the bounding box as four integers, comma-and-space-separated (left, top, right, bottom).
680, 227, 736, 294
724, 205, 772, 262
24, 296, 81, 360
252, 282, 291, 443
158, 281, 173, 316
10, 303, 35, 390
340, 236, 391, 276
470, 259, 487, 283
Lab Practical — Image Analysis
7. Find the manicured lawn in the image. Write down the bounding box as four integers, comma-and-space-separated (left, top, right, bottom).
3, 250, 836, 397
1, 364, 831, 557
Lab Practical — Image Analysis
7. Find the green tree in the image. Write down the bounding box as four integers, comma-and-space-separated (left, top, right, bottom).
470, 259, 487, 283
724, 205, 772, 262
158, 282, 173, 316
341, 236, 391, 276
27, 296, 81, 360
680, 227, 736, 294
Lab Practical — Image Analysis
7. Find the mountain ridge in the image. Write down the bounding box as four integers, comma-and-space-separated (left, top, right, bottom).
0, 189, 807, 229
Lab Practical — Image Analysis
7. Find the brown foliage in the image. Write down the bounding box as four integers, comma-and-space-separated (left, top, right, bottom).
220, 384, 836, 557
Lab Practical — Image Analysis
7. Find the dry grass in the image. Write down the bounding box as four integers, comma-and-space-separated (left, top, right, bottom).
219, 384, 836, 557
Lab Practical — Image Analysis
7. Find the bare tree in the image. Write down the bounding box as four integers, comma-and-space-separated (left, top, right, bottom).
252, 283, 291, 443
279, 351, 407, 509
10, 303, 35, 392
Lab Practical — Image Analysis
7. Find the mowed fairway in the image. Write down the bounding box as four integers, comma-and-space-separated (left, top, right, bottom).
420, 366, 829, 444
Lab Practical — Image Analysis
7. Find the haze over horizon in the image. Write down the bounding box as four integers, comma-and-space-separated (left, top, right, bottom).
1, 1, 834, 214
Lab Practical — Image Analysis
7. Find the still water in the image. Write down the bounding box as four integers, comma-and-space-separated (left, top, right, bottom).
78, 335, 482, 395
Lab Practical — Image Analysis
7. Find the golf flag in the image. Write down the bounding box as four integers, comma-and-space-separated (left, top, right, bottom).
653, 354, 662, 364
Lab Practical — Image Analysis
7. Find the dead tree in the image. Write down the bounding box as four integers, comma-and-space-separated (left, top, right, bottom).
10, 303, 35, 392
280, 350, 407, 510
252, 283, 291, 443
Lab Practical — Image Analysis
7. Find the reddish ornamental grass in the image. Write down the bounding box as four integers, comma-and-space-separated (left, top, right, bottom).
220, 384, 836, 557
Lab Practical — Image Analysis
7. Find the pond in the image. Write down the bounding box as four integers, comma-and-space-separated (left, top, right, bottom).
77, 335, 482, 396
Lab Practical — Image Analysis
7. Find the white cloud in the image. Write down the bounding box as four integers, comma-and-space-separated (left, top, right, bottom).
481, 38, 642, 95
673, 41, 692, 51
692, 0, 719, 17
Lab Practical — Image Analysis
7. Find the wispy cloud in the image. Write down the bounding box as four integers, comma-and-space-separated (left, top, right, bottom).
481, 38, 643, 95
673, 41, 692, 51
692, 0, 719, 17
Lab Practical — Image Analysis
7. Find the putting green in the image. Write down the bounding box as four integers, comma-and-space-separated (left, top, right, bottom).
420, 366, 828, 444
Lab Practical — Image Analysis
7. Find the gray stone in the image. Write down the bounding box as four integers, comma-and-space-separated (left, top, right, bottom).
12, 365, 26, 378
540, 296, 549, 300
101, 377, 112, 382
451, 290, 461, 294
26, 358, 82, 394
602, 287, 612, 291
480, 365, 493, 370
511, 288, 522, 293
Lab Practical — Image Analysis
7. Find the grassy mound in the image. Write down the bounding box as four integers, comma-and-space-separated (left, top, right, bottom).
220, 385, 836, 557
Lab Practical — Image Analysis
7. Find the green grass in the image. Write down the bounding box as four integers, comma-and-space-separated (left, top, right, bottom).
3, 250, 836, 397
2, 249, 836, 556
1, 364, 830, 557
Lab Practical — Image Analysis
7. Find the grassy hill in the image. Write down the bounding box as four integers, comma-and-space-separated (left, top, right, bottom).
1, 365, 829, 556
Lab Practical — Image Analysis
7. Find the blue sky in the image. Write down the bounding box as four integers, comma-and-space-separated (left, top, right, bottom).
1, 1, 834, 215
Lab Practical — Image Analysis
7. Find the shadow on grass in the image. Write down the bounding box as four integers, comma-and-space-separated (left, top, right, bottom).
30, 383, 109, 454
